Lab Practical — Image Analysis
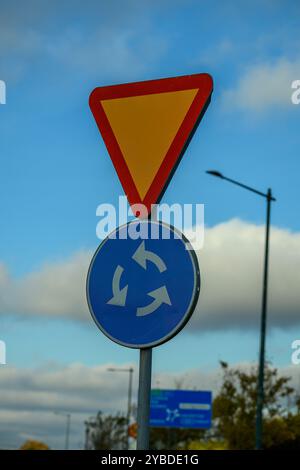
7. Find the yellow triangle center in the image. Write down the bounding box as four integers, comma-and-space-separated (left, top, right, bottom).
101, 88, 198, 199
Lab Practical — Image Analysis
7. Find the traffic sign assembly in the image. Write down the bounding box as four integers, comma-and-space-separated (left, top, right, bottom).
86, 220, 200, 349
87, 73, 213, 449
89, 73, 213, 215
150, 389, 212, 429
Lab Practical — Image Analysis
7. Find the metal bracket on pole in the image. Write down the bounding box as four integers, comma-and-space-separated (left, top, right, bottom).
136, 348, 152, 450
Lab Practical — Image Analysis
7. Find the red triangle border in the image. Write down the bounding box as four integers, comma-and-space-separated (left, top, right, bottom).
89, 73, 213, 216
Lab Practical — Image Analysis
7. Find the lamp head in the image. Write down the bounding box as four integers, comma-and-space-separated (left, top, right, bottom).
206, 170, 224, 178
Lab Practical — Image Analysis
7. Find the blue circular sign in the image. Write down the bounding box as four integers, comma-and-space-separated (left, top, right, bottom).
86, 220, 200, 348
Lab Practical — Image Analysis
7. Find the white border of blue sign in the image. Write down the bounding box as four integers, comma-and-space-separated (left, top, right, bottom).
86, 220, 200, 349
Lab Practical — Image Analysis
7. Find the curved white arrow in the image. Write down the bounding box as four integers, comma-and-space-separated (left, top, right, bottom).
136, 286, 171, 317
107, 265, 128, 306
132, 241, 167, 273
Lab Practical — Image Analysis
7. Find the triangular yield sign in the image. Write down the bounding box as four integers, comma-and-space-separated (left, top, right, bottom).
89, 73, 213, 216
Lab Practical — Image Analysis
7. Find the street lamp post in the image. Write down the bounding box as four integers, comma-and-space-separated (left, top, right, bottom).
107, 367, 134, 450
206, 170, 276, 450
54, 411, 71, 450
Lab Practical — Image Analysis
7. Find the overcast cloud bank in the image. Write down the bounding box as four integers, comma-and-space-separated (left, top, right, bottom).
0, 360, 299, 449
0, 219, 299, 330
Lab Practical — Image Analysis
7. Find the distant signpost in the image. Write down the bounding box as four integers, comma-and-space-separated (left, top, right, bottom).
150, 389, 212, 429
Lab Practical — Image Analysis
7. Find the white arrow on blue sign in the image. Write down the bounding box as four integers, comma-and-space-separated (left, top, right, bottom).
86, 220, 200, 349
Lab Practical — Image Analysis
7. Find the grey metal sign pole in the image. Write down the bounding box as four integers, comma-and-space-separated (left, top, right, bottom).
136, 209, 156, 450
136, 348, 152, 450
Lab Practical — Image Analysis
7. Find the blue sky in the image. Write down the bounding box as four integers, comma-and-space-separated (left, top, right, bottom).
1, 0, 300, 449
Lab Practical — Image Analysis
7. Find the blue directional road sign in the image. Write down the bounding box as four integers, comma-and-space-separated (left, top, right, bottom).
150, 389, 212, 429
86, 220, 200, 348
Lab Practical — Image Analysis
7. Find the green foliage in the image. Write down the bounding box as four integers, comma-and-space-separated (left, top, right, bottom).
213, 361, 296, 449
86, 412, 127, 450
267, 413, 300, 449
187, 439, 228, 450
150, 427, 205, 450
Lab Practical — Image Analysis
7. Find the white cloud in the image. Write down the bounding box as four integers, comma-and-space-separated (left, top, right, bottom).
0, 0, 169, 82
187, 219, 300, 331
0, 361, 136, 449
0, 251, 91, 320
1, 219, 299, 331
222, 58, 300, 111
45, 28, 168, 80
0, 360, 299, 449
193, 39, 236, 67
